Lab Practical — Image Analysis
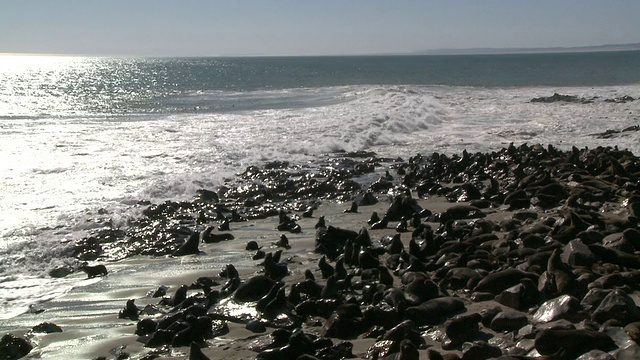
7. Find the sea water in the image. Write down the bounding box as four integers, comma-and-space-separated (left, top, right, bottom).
1, 52, 639, 319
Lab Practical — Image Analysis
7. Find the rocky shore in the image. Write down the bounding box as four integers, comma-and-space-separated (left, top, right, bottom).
3, 143, 640, 360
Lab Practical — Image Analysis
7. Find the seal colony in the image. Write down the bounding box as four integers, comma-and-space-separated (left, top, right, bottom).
4, 143, 640, 359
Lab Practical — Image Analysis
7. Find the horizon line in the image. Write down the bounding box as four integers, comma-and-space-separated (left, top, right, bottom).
2, 42, 640, 58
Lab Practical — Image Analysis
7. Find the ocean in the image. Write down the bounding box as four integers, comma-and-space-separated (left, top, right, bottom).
1, 51, 639, 319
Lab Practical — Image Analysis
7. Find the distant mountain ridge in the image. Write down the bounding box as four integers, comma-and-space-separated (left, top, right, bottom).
414, 43, 640, 55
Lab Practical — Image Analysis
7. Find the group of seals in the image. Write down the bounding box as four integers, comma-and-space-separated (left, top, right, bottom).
29, 143, 640, 359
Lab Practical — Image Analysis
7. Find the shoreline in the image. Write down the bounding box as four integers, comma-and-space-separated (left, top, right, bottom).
2, 143, 640, 359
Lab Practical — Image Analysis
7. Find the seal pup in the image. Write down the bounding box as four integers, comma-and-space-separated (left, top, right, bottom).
172, 316, 213, 347
262, 287, 289, 320
118, 299, 141, 320
217, 218, 230, 231
219, 264, 241, 296
256, 282, 285, 312
321, 275, 339, 299
368, 211, 381, 226
378, 266, 394, 287
538, 248, 576, 297
172, 231, 200, 256
358, 248, 381, 270
159, 285, 188, 307
189, 342, 211, 360
344, 201, 358, 213
343, 239, 354, 267
304, 269, 315, 281
234, 275, 277, 302
274, 234, 291, 249
385, 233, 404, 255
371, 216, 389, 230
550, 211, 590, 243
263, 252, 289, 280
271, 249, 283, 263
246, 240, 262, 251
396, 219, 408, 232
79, 263, 108, 278
200, 226, 234, 243
318, 256, 335, 279
381, 339, 420, 360
315, 215, 326, 229
333, 257, 347, 280
302, 207, 314, 218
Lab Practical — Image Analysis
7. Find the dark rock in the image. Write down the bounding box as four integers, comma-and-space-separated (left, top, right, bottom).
602, 232, 634, 253
495, 278, 540, 311
490, 310, 529, 332
48, 266, 73, 278
460, 340, 502, 360
443, 313, 482, 347
533, 295, 581, 324
562, 239, 597, 267
0, 334, 33, 359
592, 289, 640, 325
30, 322, 63, 333
581, 288, 613, 312
531, 93, 590, 104
536, 319, 576, 331
575, 349, 615, 360
246, 320, 266, 333
480, 306, 503, 327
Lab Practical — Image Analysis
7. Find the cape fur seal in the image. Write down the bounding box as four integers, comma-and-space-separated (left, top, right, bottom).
79, 263, 108, 278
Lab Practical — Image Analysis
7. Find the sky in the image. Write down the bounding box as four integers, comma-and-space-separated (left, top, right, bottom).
1, 0, 640, 57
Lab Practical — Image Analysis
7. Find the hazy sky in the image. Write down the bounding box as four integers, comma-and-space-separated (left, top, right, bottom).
2, 0, 639, 56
